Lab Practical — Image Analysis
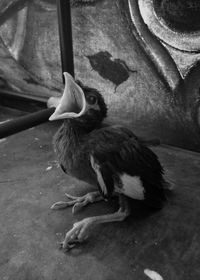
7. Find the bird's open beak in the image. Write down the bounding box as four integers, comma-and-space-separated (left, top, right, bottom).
49, 72, 86, 121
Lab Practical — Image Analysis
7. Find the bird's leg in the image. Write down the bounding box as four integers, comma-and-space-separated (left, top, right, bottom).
61, 195, 131, 251
51, 191, 103, 214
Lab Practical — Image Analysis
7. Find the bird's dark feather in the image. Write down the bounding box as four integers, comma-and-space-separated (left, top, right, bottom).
86, 125, 166, 207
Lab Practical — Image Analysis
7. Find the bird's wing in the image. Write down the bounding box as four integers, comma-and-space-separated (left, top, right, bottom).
86, 126, 164, 202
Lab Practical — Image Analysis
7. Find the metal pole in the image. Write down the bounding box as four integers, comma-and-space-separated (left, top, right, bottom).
57, 0, 74, 80
0, 108, 55, 139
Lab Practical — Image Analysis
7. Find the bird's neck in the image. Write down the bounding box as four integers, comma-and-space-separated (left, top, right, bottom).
64, 114, 108, 135
63, 119, 95, 136
53, 120, 85, 164
54, 119, 103, 159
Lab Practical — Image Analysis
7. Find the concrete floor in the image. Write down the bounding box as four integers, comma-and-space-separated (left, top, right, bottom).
0, 106, 200, 280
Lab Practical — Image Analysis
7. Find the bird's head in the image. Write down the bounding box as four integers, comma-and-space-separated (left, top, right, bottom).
49, 72, 107, 129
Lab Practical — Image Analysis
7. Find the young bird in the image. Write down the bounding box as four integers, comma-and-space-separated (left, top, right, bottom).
49, 72, 168, 251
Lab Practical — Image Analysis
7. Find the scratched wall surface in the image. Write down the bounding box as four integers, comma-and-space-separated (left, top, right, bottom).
0, 0, 200, 151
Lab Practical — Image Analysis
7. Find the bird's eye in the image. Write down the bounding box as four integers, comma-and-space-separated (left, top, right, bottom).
87, 95, 97, 105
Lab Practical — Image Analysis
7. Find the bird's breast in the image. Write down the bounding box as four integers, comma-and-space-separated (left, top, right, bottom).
115, 174, 145, 200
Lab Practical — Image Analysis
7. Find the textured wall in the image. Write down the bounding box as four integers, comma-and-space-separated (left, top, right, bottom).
0, 0, 200, 151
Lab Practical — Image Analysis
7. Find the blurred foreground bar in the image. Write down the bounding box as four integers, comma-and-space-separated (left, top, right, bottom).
0, 107, 55, 139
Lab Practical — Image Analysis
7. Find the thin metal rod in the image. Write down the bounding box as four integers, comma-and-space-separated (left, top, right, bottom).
57, 0, 74, 80
0, 108, 55, 139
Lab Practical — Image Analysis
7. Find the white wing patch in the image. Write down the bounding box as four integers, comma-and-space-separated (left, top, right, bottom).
116, 174, 145, 200
90, 155, 144, 200
90, 155, 107, 196
144, 269, 164, 280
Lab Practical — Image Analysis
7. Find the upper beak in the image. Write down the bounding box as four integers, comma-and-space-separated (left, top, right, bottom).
49, 72, 86, 121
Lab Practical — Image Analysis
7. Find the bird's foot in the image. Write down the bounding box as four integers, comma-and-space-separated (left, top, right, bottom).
60, 206, 130, 252
51, 191, 102, 214
58, 239, 79, 252
61, 218, 93, 251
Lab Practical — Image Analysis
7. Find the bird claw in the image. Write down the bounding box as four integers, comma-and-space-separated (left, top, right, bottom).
68, 192, 95, 214
51, 193, 87, 211
60, 218, 92, 251
72, 201, 87, 214
59, 240, 78, 252
64, 193, 79, 200
51, 192, 98, 212
50, 200, 74, 210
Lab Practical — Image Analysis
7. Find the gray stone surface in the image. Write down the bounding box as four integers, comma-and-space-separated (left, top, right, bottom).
0, 106, 200, 280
